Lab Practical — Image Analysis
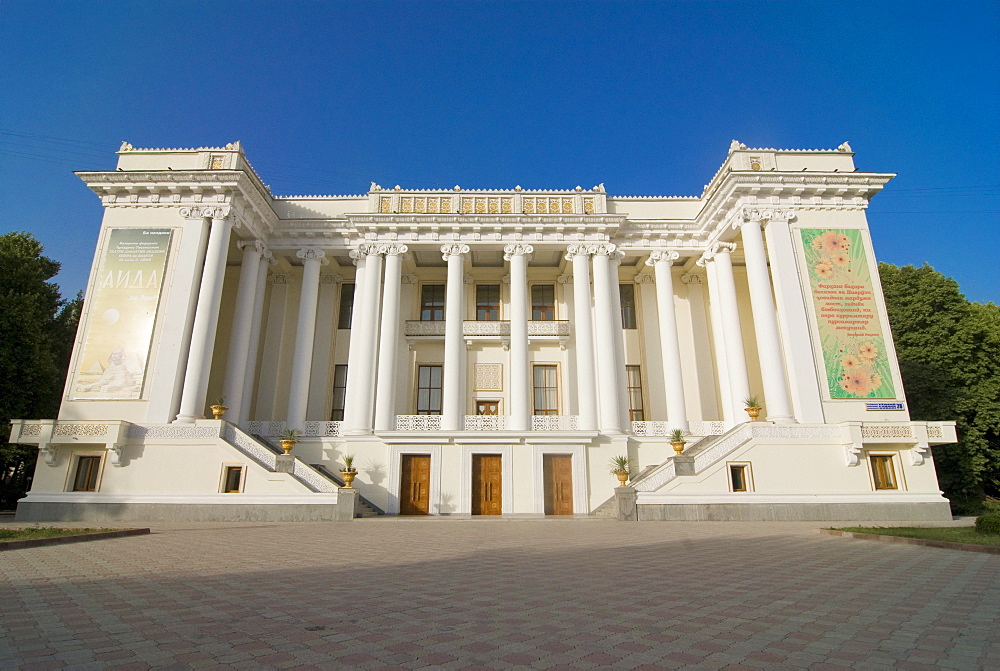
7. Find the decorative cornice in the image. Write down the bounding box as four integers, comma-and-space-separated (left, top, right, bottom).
179, 205, 230, 220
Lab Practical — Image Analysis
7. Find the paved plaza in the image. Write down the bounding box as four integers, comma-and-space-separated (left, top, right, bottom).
2, 518, 999, 670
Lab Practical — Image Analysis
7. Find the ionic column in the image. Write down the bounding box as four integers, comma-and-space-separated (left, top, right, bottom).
700, 258, 734, 424
566, 245, 597, 431
591, 244, 624, 433
342, 251, 368, 432
608, 249, 630, 427
374, 244, 409, 432
702, 243, 750, 422
504, 244, 533, 432
238, 253, 273, 424
344, 244, 383, 434
739, 211, 794, 422
175, 209, 233, 424
441, 244, 470, 431
222, 239, 265, 422
764, 214, 824, 423
286, 248, 327, 430
647, 250, 688, 430
255, 273, 291, 420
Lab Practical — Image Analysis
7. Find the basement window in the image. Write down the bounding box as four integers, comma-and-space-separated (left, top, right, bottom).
728, 463, 752, 493
71, 455, 102, 492
870, 454, 899, 491
221, 465, 246, 493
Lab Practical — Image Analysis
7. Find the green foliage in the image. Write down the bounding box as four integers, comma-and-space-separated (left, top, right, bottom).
742, 395, 761, 409
0, 232, 81, 509
975, 513, 1000, 535
879, 263, 1000, 508
609, 455, 633, 474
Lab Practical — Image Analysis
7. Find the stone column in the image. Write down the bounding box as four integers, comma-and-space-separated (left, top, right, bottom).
738, 212, 794, 422
700, 259, 734, 424
374, 244, 408, 432
763, 213, 825, 423
648, 250, 688, 430
608, 249, 630, 427
255, 273, 291, 420
222, 239, 265, 422
342, 251, 368, 433
344, 244, 383, 434
566, 245, 598, 431
238, 254, 272, 424
591, 244, 624, 433
504, 244, 533, 432
704, 243, 751, 421
175, 209, 233, 424
307, 274, 341, 420
286, 248, 327, 430
441, 244, 470, 431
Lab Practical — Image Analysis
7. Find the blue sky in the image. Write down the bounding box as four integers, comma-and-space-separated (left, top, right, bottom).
1, 0, 997, 303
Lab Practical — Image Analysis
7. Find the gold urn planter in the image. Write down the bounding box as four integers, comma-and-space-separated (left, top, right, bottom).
743, 395, 762, 422
279, 440, 296, 455
340, 469, 357, 488
210, 404, 228, 420
609, 455, 633, 488
745, 407, 761, 421
669, 429, 689, 455
614, 471, 630, 487
671, 441, 686, 455
279, 429, 301, 455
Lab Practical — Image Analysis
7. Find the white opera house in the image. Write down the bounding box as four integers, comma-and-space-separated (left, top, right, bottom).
10, 140, 957, 521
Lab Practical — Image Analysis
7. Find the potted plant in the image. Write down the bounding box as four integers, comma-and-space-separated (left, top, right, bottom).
609, 455, 634, 487
210, 395, 228, 420
279, 428, 300, 455
669, 428, 689, 455
743, 394, 762, 421
340, 454, 358, 488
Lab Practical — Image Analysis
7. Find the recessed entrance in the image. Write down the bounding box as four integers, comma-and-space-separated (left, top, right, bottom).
400, 454, 431, 515
543, 454, 573, 515
471, 454, 502, 515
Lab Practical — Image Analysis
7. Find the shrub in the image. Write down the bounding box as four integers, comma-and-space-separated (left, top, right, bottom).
974, 513, 1000, 535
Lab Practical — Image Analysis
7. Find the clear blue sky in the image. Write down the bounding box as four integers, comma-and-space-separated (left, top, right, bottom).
1, 0, 997, 303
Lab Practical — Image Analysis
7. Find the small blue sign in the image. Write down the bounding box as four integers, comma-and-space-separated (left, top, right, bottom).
866, 402, 905, 411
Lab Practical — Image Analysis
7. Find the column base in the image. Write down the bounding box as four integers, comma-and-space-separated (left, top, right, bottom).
172, 414, 202, 425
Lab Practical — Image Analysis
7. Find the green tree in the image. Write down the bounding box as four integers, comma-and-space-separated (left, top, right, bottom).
879, 263, 1000, 511
0, 232, 82, 509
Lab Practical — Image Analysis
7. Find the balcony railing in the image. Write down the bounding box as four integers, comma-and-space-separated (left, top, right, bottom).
632, 420, 726, 437
244, 421, 342, 437
404, 320, 570, 338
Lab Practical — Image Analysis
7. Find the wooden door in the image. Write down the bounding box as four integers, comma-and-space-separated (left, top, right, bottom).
543, 454, 574, 515
472, 454, 502, 515
400, 455, 431, 515
476, 401, 499, 415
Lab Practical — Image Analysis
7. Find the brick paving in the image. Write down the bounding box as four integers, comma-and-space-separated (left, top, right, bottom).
1, 518, 998, 669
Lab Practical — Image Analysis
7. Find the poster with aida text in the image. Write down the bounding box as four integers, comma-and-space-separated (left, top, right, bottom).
799, 228, 896, 399
69, 228, 172, 400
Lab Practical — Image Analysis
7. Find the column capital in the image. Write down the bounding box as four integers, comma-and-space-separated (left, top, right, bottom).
401, 274, 419, 284
238, 239, 267, 256
589, 242, 618, 257
297, 248, 328, 264
646, 250, 680, 266
681, 273, 705, 285
441, 243, 471, 261
320, 273, 342, 285
564, 243, 593, 261
178, 205, 231, 220
503, 243, 533, 260
380, 242, 409, 256
464, 273, 475, 285
634, 274, 655, 285
268, 273, 293, 285
697, 241, 737, 266
738, 207, 796, 228
557, 274, 572, 284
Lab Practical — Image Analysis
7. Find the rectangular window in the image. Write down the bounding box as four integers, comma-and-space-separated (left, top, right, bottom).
222, 466, 244, 493
870, 455, 898, 490
330, 364, 348, 421
620, 283, 637, 329
533, 365, 558, 416
72, 456, 101, 492
416, 365, 443, 414
626, 365, 644, 421
476, 284, 501, 321
730, 464, 749, 492
531, 285, 555, 321
420, 285, 445, 321
337, 283, 355, 329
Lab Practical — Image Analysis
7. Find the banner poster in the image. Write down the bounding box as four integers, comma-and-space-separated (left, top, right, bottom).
70, 228, 173, 400
799, 228, 896, 399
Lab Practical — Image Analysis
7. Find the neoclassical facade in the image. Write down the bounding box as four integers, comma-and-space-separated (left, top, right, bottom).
11, 140, 957, 521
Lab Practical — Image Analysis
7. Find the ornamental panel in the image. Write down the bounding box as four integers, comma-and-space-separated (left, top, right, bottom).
475, 363, 503, 391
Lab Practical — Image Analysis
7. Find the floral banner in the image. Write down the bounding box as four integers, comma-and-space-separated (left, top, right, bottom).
800, 228, 895, 399
69, 228, 173, 400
